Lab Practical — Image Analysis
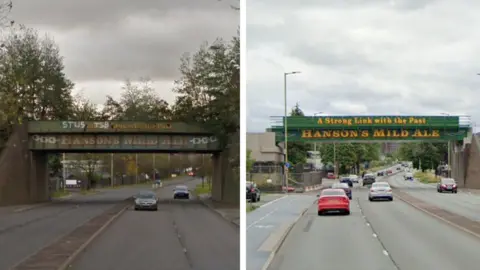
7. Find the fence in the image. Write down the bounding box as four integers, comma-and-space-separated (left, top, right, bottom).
247, 171, 325, 192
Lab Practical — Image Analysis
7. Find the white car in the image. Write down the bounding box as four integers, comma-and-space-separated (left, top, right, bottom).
349, 175, 359, 183
368, 182, 393, 201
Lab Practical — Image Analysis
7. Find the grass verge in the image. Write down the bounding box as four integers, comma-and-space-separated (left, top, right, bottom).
194, 183, 212, 195
80, 189, 98, 195
414, 171, 438, 183
51, 190, 70, 198
247, 204, 258, 212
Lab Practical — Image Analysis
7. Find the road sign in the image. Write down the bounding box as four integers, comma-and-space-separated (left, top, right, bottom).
285, 162, 291, 168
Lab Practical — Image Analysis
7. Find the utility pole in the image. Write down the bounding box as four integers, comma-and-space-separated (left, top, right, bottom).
283, 71, 301, 193
333, 142, 337, 178
135, 153, 138, 184
153, 153, 156, 182
110, 153, 114, 187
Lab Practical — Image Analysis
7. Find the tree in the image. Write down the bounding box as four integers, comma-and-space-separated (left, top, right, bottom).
0, 25, 74, 124
319, 143, 380, 174
0, 1, 13, 29
72, 91, 102, 120
396, 142, 447, 172
102, 78, 171, 121
246, 149, 255, 173
171, 35, 240, 147
286, 103, 310, 165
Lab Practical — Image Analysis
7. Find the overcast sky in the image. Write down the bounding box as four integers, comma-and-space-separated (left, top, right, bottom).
11, 0, 238, 105
247, 0, 480, 132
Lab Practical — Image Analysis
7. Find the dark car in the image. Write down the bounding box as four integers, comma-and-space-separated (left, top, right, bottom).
340, 177, 353, 187
173, 185, 190, 199
134, 191, 158, 211
246, 182, 261, 202
332, 182, 352, 200
437, 178, 457, 193
363, 173, 376, 186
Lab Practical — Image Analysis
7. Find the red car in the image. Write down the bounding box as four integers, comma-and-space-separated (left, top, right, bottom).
317, 188, 350, 215
282, 186, 295, 192
327, 173, 336, 179
437, 178, 457, 193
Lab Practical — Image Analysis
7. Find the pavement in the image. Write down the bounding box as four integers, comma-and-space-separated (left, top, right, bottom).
387, 171, 480, 222
0, 177, 194, 270
198, 194, 240, 226
246, 193, 316, 270
69, 178, 239, 270
267, 188, 480, 270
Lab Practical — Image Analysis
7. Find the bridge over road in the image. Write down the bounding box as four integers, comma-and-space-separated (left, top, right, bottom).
269, 115, 480, 189
0, 121, 238, 206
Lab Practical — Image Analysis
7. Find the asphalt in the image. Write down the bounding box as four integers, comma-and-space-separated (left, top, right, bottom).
246, 193, 316, 270
70, 178, 239, 270
268, 188, 480, 270
249, 193, 286, 208
388, 172, 480, 222
0, 177, 194, 270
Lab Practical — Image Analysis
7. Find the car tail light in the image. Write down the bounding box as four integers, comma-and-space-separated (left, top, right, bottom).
441, 184, 446, 188
386, 188, 392, 192
453, 184, 457, 188
318, 197, 328, 203
370, 188, 374, 192
250, 188, 255, 192
341, 196, 349, 203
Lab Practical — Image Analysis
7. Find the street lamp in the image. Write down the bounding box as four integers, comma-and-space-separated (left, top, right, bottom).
312, 112, 324, 155
284, 71, 301, 193
441, 112, 451, 176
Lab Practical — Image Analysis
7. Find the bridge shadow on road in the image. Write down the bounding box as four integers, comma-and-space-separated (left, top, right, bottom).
49, 198, 203, 206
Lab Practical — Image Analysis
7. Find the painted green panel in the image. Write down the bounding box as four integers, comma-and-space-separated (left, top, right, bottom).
284, 115, 460, 128
27, 121, 213, 134
274, 128, 467, 142
29, 134, 221, 151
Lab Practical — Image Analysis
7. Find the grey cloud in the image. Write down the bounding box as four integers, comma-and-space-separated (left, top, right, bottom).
12, 0, 238, 31
288, 43, 377, 70
247, 0, 480, 132
11, 0, 239, 82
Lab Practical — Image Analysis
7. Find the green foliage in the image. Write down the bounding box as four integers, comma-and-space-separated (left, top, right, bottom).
246, 149, 255, 172
319, 143, 380, 173
101, 79, 171, 121
171, 36, 239, 147
397, 142, 447, 171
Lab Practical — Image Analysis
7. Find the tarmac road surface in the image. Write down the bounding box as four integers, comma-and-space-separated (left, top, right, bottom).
267, 189, 480, 270
70, 178, 239, 270
388, 173, 480, 222
0, 177, 194, 270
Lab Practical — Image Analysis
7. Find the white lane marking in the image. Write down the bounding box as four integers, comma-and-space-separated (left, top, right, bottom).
259, 195, 288, 208
383, 250, 389, 256
247, 208, 278, 230
372, 233, 377, 238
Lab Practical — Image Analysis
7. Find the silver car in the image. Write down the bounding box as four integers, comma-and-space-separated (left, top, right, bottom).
134, 191, 158, 211
368, 182, 393, 201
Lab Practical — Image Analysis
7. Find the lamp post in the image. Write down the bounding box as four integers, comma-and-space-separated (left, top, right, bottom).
284, 71, 301, 193
441, 112, 451, 175
312, 112, 324, 153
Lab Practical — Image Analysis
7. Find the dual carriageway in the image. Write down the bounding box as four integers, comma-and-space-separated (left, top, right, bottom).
0, 177, 239, 270
247, 165, 480, 270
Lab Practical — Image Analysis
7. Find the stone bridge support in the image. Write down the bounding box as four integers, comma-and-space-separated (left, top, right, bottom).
210, 147, 239, 205
0, 125, 49, 206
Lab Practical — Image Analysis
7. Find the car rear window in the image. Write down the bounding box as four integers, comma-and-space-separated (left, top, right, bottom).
373, 183, 390, 188
321, 189, 345, 196
442, 179, 455, 184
